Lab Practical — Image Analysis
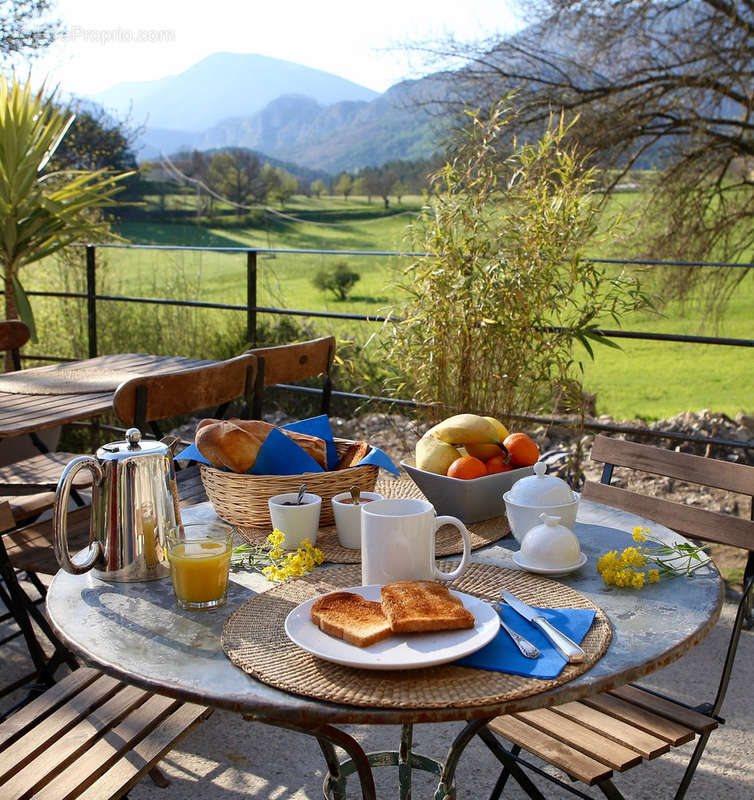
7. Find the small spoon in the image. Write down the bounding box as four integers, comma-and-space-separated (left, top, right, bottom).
350, 486, 360, 506
296, 483, 307, 505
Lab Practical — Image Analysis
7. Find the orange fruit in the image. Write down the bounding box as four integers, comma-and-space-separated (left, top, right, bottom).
503, 433, 539, 467
446, 456, 487, 480
464, 442, 506, 461
485, 455, 513, 475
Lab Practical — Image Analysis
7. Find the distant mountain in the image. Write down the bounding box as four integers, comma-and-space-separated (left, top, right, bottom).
137, 77, 450, 174
88, 52, 378, 131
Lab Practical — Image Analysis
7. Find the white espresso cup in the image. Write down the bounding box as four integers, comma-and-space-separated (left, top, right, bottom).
361, 497, 471, 585
268, 492, 322, 550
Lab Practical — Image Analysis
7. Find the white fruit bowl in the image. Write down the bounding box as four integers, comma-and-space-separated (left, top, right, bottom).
400, 460, 534, 523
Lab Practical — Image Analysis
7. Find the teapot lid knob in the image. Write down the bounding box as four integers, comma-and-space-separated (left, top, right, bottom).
126, 428, 142, 449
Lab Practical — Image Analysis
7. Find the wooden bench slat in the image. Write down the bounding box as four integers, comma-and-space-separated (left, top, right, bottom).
4, 684, 151, 800
76, 702, 212, 800
515, 708, 642, 771
583, 694, 696, 746
611, 686, 718, 735
0, 674, 123, 785
0, 668, 101, 751
590, 434, 754, 496
581, 480, 754, 549
0, 453, 92, 488
33, 693, 178, 800
488, 715, 614, 785
4, 506, 92, 575
551, 701, 670, 759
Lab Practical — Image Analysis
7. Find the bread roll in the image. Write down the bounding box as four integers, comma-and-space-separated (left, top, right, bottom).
195, 421, 264, 473
194, 418, 328, 472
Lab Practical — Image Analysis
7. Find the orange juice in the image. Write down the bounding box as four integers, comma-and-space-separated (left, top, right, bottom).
167, 536, 232, 609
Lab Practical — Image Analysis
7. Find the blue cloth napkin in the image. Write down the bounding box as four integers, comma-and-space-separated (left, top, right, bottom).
176, 414, 400, 477
456, 605, 596, 679
282, 415, 339, 470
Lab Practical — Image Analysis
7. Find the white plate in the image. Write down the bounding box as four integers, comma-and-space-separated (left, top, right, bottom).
284, 585, 500, 670
512, 551, 588, 576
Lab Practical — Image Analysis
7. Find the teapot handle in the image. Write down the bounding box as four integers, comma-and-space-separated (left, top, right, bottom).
53, 456, 104, 575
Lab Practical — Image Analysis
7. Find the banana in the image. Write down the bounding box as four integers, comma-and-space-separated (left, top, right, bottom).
482, 416, 509, 443
416, 435, 461, 474
427, 413, 499, 446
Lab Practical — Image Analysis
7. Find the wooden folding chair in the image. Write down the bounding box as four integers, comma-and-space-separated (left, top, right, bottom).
247, 336, 336, 418
112, 351, 257, 439
0, 321, 90, 525
481, 435, 754, 800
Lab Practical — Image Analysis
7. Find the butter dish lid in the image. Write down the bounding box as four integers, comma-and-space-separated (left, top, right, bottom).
507, 461, 575, 506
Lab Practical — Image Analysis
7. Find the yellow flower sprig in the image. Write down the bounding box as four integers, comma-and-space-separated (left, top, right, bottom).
597, 526, 708, 589
231, 528, 324, 582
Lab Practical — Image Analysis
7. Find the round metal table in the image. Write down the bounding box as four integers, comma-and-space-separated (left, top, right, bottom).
46, 499, 723, 799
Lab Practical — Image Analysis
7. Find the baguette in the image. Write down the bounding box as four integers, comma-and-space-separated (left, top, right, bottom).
380, 581, 475, 633
310, 591, 392, 647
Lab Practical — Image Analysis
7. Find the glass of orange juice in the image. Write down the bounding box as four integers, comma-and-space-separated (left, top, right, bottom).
166, 522, 234, 610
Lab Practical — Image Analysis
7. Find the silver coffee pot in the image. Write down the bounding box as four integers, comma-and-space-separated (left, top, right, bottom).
54, 428, 182, 581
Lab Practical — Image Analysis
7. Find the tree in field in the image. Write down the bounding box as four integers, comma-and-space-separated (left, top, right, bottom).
208, 150, 264, 213
392, 179, 407, 205
352, 175, 368, 200
310, 178, 326, 198
271, 167, 297, 208
0, 0, 59, 61
335, 173, 353, 200
423, 0, 754, 310
365, 167, 397, 209
0, 77, 131, 342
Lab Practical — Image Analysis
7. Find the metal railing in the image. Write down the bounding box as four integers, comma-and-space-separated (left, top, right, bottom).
17, 243, 754, 453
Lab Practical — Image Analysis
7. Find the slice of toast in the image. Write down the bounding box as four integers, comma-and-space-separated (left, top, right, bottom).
380, 581, 475, 634
310, 591, 392, 647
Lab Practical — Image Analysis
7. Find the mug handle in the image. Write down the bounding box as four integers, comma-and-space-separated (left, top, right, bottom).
432, 515, 471, 582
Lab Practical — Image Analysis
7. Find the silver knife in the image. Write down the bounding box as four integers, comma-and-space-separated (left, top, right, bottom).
500, 590, 585, 663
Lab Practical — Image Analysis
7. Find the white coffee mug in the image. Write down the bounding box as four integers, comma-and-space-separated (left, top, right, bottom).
361, 498, 471, 585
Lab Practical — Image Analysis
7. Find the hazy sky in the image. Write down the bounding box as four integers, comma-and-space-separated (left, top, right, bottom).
29, 0, 522, 95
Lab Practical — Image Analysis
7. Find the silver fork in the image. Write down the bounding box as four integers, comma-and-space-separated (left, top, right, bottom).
493, 602, 540, 659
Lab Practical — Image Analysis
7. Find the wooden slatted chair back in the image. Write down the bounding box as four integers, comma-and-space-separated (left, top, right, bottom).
0, 320, 30, 371
482, 435, 754, 800
582, 435, 754, 550
113, 353, 257, 431
246, 336, 336, 417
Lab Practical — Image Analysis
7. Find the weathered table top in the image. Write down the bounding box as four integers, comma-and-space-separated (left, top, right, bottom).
46, 498, 723, 726
0, 353, 213, 437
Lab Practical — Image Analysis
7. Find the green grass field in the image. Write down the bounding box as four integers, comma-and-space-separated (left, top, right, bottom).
25, 192, 754, 421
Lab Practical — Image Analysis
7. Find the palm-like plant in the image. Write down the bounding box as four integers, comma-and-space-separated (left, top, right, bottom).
0, 76, 132, 339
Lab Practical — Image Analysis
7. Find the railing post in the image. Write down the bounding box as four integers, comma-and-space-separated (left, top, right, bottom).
247, 249, 257, 347
86, 245, 97, 358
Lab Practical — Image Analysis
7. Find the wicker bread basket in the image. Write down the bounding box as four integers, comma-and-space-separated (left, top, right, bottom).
199, 438, 379, 528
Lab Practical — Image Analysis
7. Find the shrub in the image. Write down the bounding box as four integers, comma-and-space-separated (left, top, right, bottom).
390, 99, 651, 424
312, 261, 360, 301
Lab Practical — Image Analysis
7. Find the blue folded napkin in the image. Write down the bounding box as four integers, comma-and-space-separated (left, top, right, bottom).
456, 604, 596, 679
176, 414, 400, 477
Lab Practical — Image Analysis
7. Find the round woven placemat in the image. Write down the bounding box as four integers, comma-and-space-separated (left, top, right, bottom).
222, 563, 612, 710
235, 477, 510, 563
